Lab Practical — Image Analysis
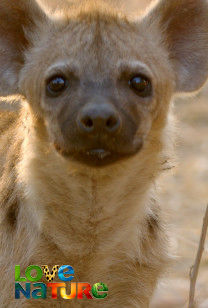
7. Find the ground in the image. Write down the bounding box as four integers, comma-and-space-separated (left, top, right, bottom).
151, 85, 208, 308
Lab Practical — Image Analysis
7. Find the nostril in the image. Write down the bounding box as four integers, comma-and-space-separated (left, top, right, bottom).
106, 115, 120, 132
82, 116, 93, 128
106, 116, 117, 129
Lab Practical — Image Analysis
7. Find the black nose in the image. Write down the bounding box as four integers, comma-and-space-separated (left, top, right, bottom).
77, 103, 121, 134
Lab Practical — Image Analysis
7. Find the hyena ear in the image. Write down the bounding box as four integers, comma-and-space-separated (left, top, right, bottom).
0, 0, 46, 95
147, 0, 208, 93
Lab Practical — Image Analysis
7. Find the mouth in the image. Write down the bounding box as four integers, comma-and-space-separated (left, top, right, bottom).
54, 137, 143, 167
76, 148, 117, 166
86, 149, 111, 159
54, 144, 141, 167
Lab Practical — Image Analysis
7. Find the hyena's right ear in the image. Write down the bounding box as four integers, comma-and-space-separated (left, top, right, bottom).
145, 0, 208, 93
0, 0, 47, 95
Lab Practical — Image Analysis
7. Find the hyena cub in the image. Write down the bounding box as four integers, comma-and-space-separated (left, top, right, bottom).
0, 0, 208, 307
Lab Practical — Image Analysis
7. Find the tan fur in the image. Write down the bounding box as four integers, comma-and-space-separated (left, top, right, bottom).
0, 0, 208, 307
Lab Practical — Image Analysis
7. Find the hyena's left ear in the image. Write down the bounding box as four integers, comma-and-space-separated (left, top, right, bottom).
146, 0, 208, 93
0, 0, 47, 96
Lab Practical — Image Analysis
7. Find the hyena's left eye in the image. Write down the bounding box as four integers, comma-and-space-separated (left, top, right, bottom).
129, 75, 152, 98
46, 75, 68, 97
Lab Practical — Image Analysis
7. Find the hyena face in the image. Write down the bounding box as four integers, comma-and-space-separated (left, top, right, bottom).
1, 0, 208, 167
20, 14, 172, 167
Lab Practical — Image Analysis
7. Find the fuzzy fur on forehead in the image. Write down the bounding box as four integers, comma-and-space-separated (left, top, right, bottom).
41, 0, 137, 21
25, 2, 140, 56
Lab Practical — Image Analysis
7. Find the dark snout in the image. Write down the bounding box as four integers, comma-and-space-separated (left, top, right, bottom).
56, 98, 142, 166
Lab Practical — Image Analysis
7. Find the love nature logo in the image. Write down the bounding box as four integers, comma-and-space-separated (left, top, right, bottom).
15, 265, 108, 300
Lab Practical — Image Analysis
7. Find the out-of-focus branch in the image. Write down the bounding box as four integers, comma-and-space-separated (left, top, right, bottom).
188, 205, 208, 308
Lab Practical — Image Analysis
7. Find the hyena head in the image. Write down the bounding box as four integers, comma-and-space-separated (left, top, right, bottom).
1, 0, 208, 169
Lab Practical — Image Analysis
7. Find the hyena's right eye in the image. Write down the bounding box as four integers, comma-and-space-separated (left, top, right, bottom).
46, 75, 68, 97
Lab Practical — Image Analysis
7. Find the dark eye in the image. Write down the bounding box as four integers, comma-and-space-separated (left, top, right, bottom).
46, 75, 68, 97
129, 75, 152, 97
